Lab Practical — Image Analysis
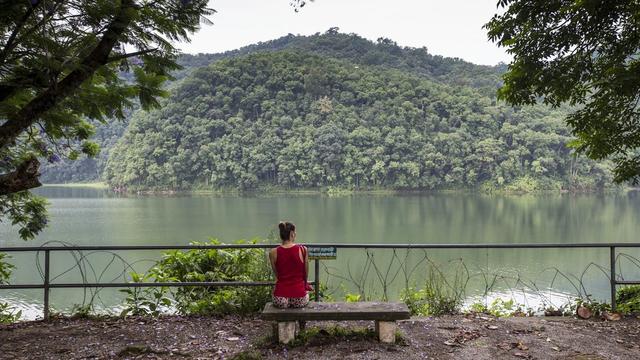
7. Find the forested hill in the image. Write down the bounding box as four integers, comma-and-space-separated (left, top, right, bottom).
176, 30, 505, 95
104, 51, 611, 192
40, 31, 505, 183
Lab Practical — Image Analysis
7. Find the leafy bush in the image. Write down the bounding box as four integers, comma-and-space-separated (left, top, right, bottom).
153, 239, 272, 315
468, 298, 532, 317
617, 285, 640, 314
0, 253, 12, 282
401, 287, 431, 315
344, 293, 362, 302
120, 272, 172, 317
0, 253, 21, 323
504, 176, 540, 193
310, 282, 329, 301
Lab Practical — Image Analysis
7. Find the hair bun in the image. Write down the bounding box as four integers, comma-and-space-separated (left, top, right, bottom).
278, 221, 296, 241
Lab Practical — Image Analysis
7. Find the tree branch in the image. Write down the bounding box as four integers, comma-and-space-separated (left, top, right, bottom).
0, 1, 42, 66
106, 48, 158, 63
0, 0, 136, 151
0, 157, 41, 195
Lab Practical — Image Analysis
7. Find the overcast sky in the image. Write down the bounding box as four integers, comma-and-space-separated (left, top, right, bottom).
177, 0, 511, 66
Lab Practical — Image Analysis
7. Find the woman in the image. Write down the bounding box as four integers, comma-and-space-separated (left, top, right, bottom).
269, 221, 310, 308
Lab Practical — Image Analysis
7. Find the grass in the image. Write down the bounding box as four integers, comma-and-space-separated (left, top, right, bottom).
230, 350, 263, 360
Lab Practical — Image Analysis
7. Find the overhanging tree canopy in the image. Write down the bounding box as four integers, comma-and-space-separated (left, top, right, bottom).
485, 0, 640, 183
0, 0, 213, 239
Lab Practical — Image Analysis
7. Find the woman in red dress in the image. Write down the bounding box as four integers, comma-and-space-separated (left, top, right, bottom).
269, 221, 310, 308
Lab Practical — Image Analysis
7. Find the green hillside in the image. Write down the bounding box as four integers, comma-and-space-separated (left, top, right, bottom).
176, 30, 506, 95
104, 51, 611, 192
41, 31, 506, 183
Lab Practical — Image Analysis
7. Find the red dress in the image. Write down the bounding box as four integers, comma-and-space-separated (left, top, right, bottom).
273, 244, 306, 298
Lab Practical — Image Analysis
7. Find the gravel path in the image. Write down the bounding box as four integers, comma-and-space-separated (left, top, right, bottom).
1, 314, 639, 359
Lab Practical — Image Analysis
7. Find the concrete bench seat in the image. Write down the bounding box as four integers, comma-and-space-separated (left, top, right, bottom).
261, 301, 411, 344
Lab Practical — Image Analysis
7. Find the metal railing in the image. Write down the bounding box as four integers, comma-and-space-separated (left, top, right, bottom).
1, 242, 640, 319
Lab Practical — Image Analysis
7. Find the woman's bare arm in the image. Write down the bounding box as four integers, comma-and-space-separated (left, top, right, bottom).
304, 246, 309, 280
269, 248, 278, 281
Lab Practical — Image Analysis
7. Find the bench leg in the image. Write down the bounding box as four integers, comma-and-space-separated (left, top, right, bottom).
277, 321, 297, 344
375, 320, 396, 343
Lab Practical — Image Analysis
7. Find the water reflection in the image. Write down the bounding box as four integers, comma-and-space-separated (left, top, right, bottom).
1, 187, 640, 318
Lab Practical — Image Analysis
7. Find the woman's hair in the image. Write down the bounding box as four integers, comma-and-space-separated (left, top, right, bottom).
278, 221, 296, 241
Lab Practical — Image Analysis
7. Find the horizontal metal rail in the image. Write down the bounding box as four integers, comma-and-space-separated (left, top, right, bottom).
0, 281, 276, 289
1, 242, 640, 319
1, 242, 640, 252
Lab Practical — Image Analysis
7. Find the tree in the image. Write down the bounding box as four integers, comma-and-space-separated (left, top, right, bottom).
0, 0, 213, 239
485, 0, 640, 183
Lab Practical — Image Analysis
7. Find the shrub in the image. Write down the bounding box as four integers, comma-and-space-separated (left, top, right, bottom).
401, 287, 431, 315
120, 272, 172, 317
467, 298, 532, 317
617, 285, 640, 314
0, 253, 21, 323
0, 253, 12, 282
504, 175, 539, 193
153, 238, 272, 315
344, 293, 361, 302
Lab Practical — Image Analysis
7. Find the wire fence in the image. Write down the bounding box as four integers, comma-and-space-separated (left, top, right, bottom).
2, 242, 640, 319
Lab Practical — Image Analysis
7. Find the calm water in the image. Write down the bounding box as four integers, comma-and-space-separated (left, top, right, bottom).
2, 187, 640, 319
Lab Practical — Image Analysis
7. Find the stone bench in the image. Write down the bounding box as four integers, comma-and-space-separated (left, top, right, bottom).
261, 301, 411, 344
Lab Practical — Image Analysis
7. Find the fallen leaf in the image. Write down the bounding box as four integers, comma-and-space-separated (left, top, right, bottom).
603, 312, 622, 321
444, 340, 458, 346
497, 342, 514, 351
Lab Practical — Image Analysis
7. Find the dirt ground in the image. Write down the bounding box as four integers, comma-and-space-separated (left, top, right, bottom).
1, 314, 639, 359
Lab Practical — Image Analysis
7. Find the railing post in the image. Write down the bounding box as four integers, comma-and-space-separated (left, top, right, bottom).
610, 246, 616, 311
314, 258, 320, 301
44, 249, 50, 321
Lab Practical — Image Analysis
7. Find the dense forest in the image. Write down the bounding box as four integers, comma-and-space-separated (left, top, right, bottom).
176, 29, 506, 96
40, 31, 507, 183
40, 30, 612, 191
104, 51, 612, 192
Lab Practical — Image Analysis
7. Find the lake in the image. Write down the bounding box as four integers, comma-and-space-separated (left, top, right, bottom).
2, 187, 640, 319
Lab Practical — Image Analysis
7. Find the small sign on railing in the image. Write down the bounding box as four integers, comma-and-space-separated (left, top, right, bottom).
308, 246, 337, 260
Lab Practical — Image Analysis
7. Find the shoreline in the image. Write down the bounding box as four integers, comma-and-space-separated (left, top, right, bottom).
41, 182, 627, 196
42, 182, 109, 189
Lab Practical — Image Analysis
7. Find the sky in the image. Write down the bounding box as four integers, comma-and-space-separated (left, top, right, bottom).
177, 0, 511, 66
